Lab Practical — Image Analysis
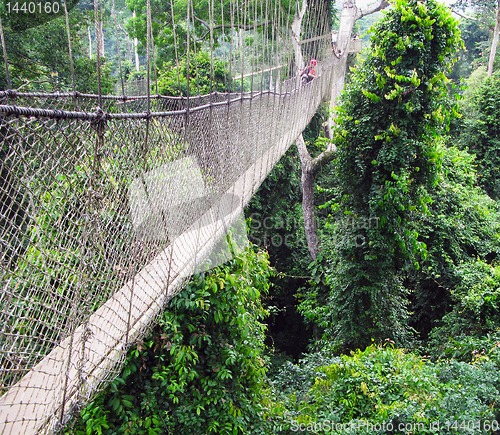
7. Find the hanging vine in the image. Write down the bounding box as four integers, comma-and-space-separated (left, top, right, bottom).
320, 0, 462, 349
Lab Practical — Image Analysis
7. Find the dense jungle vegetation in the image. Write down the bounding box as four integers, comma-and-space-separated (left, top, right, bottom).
2, 0, 500, 432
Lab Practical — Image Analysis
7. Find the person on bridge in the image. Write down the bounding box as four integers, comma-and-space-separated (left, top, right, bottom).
301, 59, 317, 85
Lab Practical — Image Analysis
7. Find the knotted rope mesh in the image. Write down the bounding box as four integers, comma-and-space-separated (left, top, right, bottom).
0, 0, 351, 432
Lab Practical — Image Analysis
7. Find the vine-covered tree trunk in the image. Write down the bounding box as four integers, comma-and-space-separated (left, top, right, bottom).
325, 0, 389, 138
326, 0, 461, 347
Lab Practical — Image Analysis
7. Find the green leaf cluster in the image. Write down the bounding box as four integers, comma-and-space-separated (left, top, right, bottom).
68, 245, 273, 435
318, 0, 462, 349
157, 51, 236, 96
455, 71, 500, 199
267, 344, 500, 434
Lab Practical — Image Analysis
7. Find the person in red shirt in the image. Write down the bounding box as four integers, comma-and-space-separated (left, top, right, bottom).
301, 59, 317, 85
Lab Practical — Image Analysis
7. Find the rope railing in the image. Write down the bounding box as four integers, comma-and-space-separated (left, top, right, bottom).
0, 78, 305, 120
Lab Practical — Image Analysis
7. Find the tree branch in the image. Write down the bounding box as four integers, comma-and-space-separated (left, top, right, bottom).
451, 8, 495, 31
311, 143, 337, 169
356, 0, 390, 20
451, 9, 478, 21
296, 132, 312, 166
296, 134, 320, 260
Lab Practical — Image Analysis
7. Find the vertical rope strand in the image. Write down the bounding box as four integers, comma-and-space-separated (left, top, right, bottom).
93, 0, 103, 108
220, 0, 228, 92
146, 0, 152, 110
63, 0, 77, 93
112, 0, 126, 97
209, 0, 215, 96
271, 0, 277, 89
249, 0, 257, 93
0, 17, 11, 89
240, 0, 246, 94
260, 0, 269, 91
186, 0, 191, 105
189, 0, 201, 96
148, 2, 158, 96
228, 0, 235, 96
169, 0, 182, 96
152, 32, 158, 95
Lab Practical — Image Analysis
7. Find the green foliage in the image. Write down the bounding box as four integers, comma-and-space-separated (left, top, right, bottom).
453, 261, 500, 330
451, 0, 500, 74
0, 0, 79, 32
68, 245, 273, 435
0, 8, 114, 93
460, 66, 489, 113
269, 350, 341, 413
431, 329, 500, 365
157, 51, 235, 96
268, 344, 500, 434
449, 21, 490, 83
428, 260, 500, 349
316, 0, 462, 350
408, 142, 500, 339
456, 71, 500, 199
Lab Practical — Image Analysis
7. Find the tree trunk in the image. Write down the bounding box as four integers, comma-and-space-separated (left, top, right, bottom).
133, 11, 140, 72
126, 36, 132, 63
294, 0, 389, 259
88, 26, 92, 58
296, 134, 337, 260
325, 0, 389, 138
488, 0, 500, 76
296, 135, 320, 259
291, 0, 308, 71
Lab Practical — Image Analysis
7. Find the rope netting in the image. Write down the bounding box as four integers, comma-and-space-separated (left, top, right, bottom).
0, 0, 353, 432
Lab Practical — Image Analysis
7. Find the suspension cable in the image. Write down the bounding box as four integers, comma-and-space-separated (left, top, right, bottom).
63, 0, 77, 93
169, 0, 182, 97
93, 0, 103, 108
0, 16, 11, 89
112, 0, 126, 98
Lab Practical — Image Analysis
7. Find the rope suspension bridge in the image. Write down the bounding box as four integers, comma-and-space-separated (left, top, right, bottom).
0, 0, 363, 432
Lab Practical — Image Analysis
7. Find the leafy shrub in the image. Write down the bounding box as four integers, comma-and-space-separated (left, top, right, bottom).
426, 258, 500, 353
157, 51, 240, 97
68, 244, 273, 435
267, 344, 500, 434
269, 350, 341, 409
455, 70, 500, 200
408, 143, 500, 340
